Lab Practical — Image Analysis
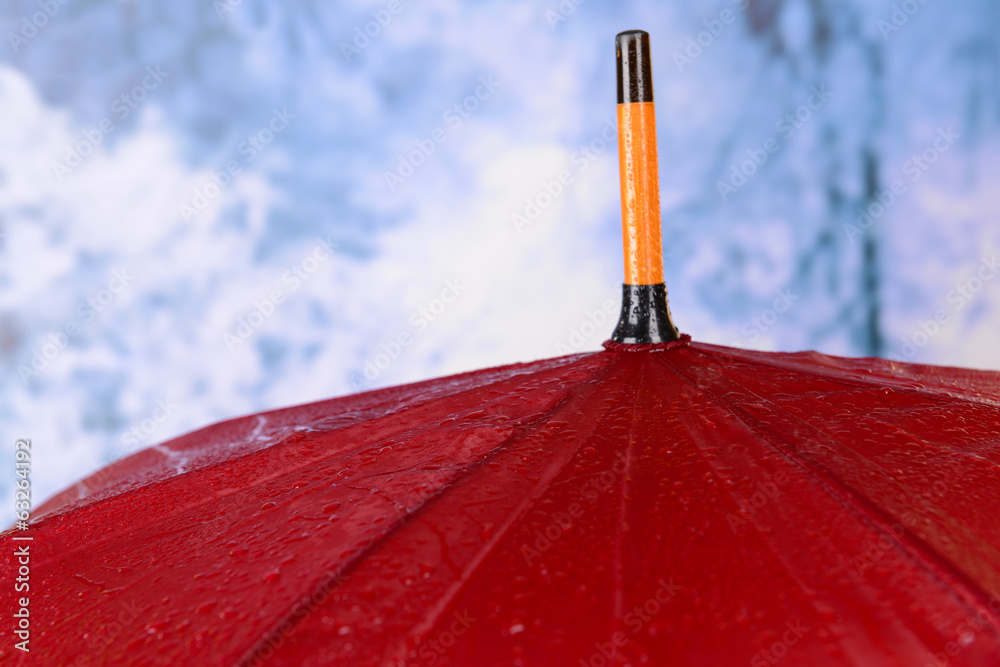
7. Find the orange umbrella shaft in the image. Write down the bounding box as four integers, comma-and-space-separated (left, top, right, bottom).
617, 101, 663, 285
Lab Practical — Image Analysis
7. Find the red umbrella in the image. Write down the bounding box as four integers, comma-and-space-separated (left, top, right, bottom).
5, 30, 1000, 667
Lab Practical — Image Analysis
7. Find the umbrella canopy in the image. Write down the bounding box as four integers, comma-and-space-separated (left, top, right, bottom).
6, 339, 1000, 666
6, 29, 1000, 667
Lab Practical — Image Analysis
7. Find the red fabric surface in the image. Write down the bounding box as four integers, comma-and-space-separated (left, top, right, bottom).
5, 340, 1000, 666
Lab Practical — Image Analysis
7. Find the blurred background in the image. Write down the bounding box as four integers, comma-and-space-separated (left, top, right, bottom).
2, 0, 998, 509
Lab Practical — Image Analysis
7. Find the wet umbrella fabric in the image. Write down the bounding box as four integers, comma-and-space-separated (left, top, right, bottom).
5, 337, 1000, 665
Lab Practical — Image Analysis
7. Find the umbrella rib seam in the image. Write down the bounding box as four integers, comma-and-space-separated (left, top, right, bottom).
239, 356, 626, 665
655, 352, 1000, 643
611, 356, 644, 627
37, 356, 612, 541
686, 344, 1000, 408
39, 356, 598, 522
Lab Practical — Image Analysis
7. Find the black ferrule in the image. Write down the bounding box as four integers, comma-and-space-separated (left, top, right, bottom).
616, 30, 654, 104
611, 283, 680, 344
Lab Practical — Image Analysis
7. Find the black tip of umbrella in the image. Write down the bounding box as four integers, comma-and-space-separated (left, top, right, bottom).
616, 30, 654, 105
611, 284, 680, 344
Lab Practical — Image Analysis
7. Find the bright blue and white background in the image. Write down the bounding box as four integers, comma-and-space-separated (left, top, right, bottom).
2, 0, 998, 509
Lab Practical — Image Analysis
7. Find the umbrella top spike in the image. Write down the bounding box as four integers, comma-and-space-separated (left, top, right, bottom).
611, 30, 681, 345
616, 30, 654, 104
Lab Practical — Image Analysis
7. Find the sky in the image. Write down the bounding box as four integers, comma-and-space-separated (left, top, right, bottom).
2, 0, 999, 509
